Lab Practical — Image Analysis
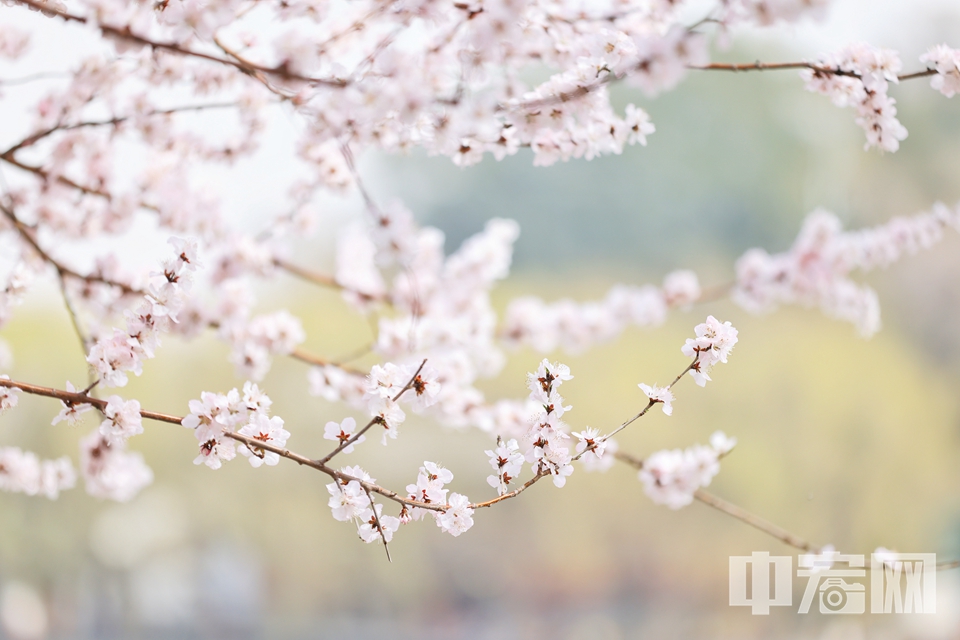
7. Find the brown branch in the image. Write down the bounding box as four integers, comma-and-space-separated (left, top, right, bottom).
471, 356, 696, 508
0, 377, 182, 424
2, 102, 239, 157
691, 61, 938, 83
898, 69, 939, 81
509, 58, 938, 113
0, 203, 144, 296
0, 375, 445, 513
288, 348, 367, 375
273, 257, 389, 306
694, 488, 814, 552
601, 356, 696, 442
0, 152, 114, 200
273, 257, 340, 290
470, 472, 546, 509
220, 429, 442, 511
616, 450, 960, 570
12, 0, 347, 88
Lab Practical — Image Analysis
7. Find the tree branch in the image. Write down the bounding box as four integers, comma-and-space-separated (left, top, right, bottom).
318, 359, 426, 464
11, 0, 347, 88
0, 203, 144, 296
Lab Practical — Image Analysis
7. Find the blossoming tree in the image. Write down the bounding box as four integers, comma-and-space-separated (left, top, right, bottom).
0, 0, 959, 564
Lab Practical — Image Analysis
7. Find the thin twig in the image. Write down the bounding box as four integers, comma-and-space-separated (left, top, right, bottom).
0, 377, 181, 423
288, 348, 367, 375
601, 357, 696, 442
318, 359, 427, 465
220, 429, 443, 511
694, 488, 814, 552
696, 281, 734, 305
56, 273, 93, 367
508, 58, 937, 113
363, 486, 392, 562
471, 357, 697, 509
339, 142, 381, 217
470, 472, 547, 509
692, 61, 937, 83
616, 450, 960, 570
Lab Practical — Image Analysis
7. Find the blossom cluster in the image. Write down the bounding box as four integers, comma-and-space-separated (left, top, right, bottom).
801, 43, 906, 152
326, 461, 473, 544
921, 44, 960, 98
86, 238, 200, 388
0, 447, 75, 500
639, 431, 737, 509
403, 463, 474, 537
502, 270, 701, 354
0, 263, 32, 330
485, 437, 524, 496
734, 203, 960, 337
312, 218, 517, 434
681, 315, 739, 387
78, 430, 153, 502
182, 382, 287, 470
521, 360, 575, 488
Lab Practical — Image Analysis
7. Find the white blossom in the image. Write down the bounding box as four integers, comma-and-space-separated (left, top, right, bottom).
99, 395, 143, 445
662, 270, 701, 309
238, 414, 290, 467
920, 45, 960, 98
638, 383, 675, 415
485, 438, 524, 495
357, 504, 401, 543
0, 376, 20, 413
80, 431, 153, 502
580, 437, 618, 473
326, 465, 373, 522
681, 316, 739, 386
801, 44, 907, 152
639, 443, 724, 509
572, 427, 606, 459
323, 417, 365, 453
51, 382, 93, 425
710, 431, 737, 455
437, 493, 474, 537
369, 397, 405, 445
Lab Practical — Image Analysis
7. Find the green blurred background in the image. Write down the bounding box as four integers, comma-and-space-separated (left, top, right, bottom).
3, 2, 960, 638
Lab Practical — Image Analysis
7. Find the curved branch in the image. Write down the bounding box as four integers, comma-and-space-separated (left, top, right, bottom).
0, 203, 144, 296
693, 61, 938, 83
12, 0, 347, 88
2, 102, 240, 157
317, 359, 426, 464
0, 375, 445, 512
